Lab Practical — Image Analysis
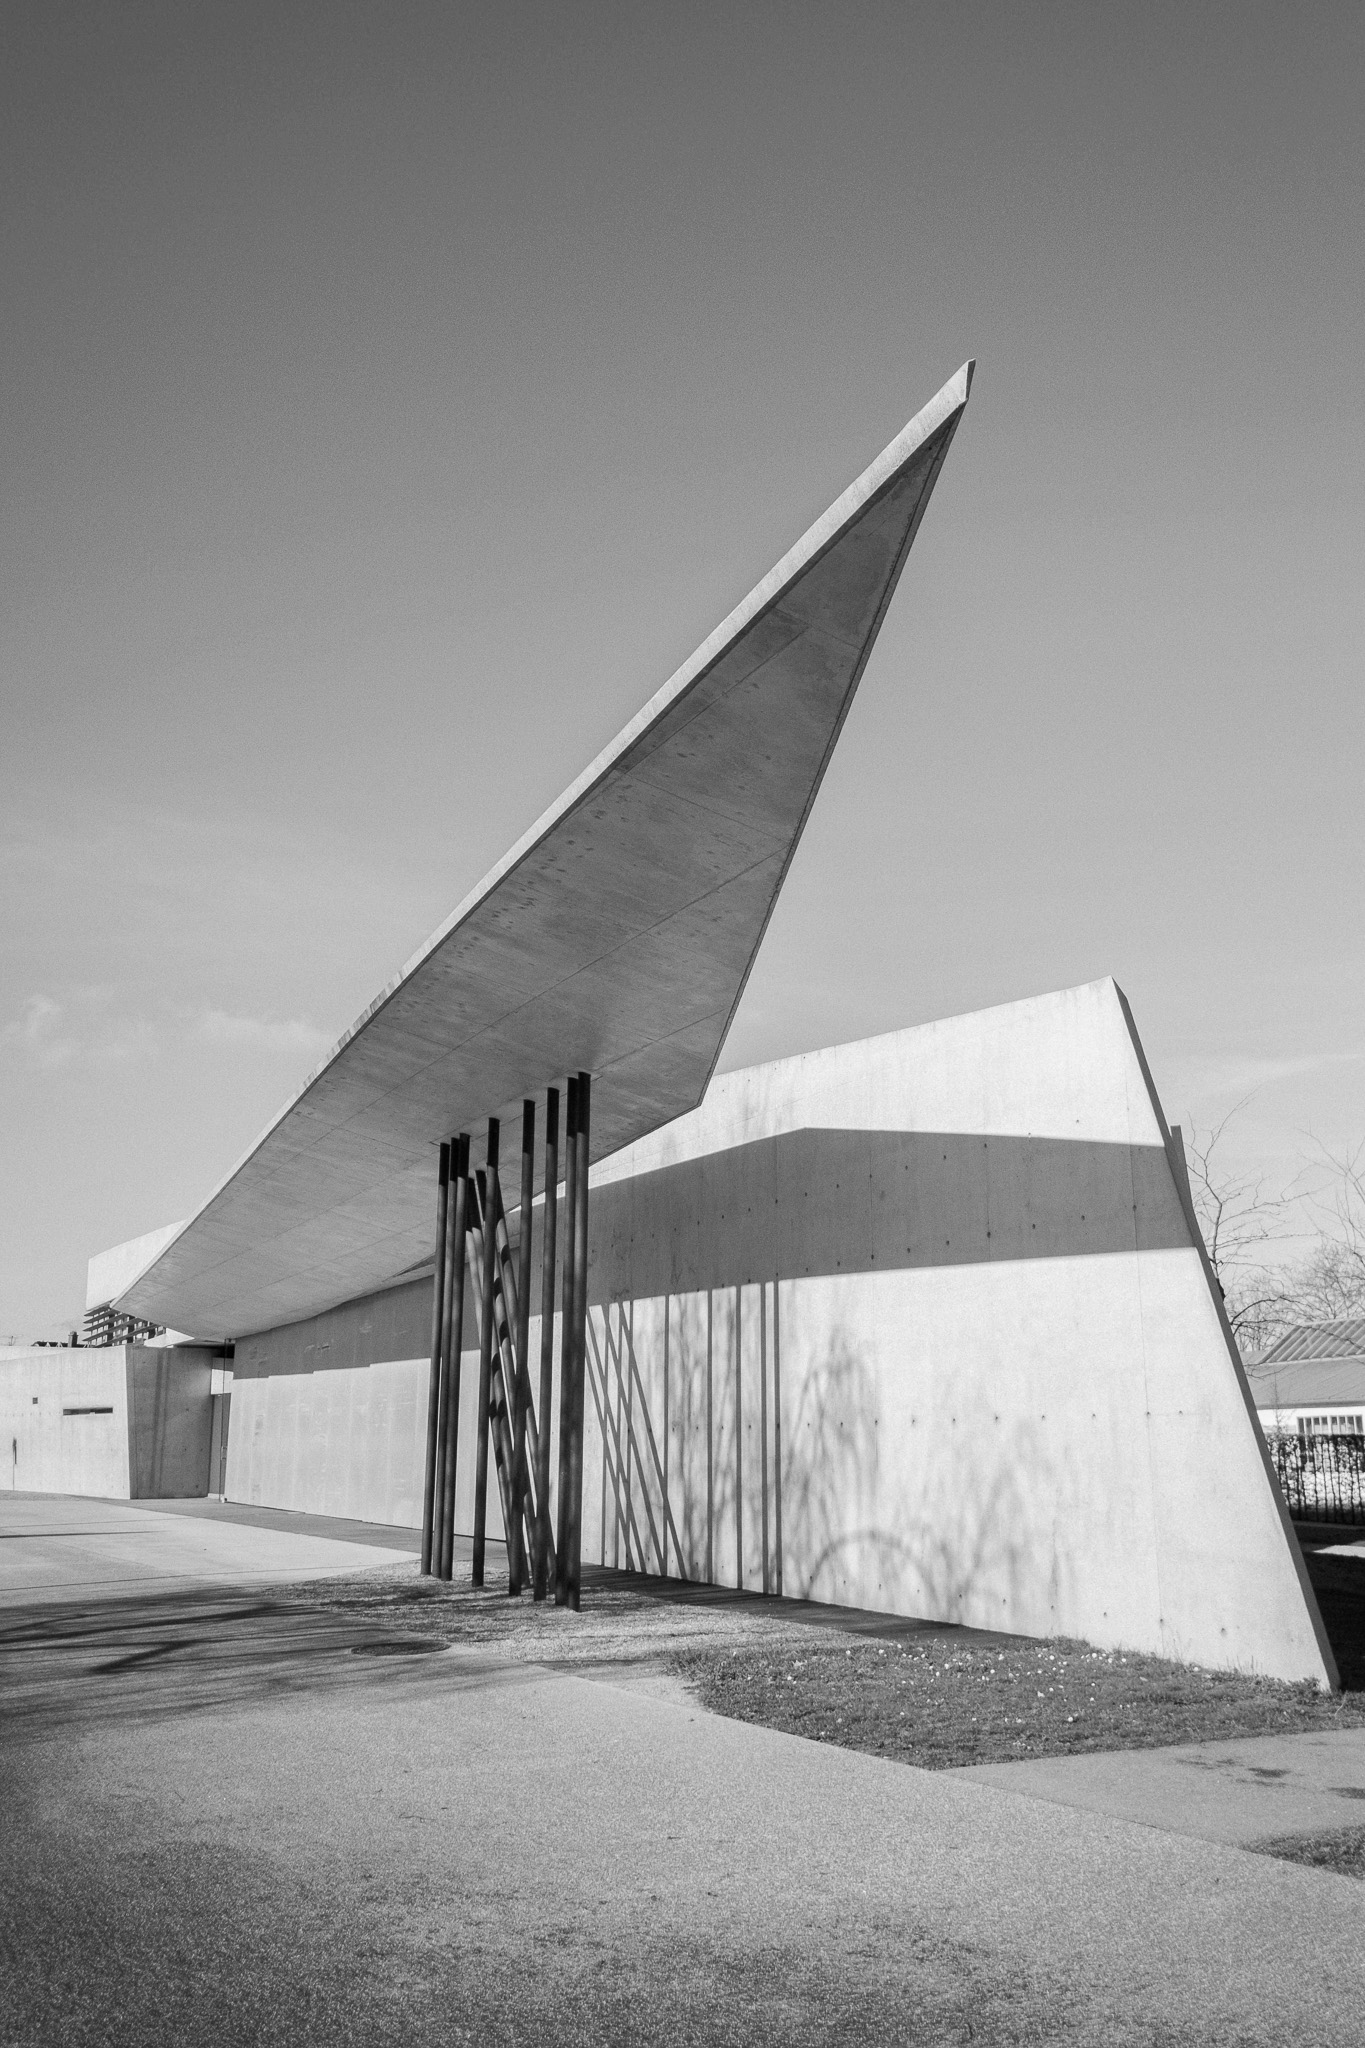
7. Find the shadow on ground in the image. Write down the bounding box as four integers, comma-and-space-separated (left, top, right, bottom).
1303, 1546, 1365, 1691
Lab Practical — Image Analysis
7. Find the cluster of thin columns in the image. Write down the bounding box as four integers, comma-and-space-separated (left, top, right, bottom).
419, 1073, 592, 1608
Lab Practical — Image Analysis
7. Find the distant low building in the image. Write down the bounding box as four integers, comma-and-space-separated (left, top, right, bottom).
1244, 1318, 1365, 1437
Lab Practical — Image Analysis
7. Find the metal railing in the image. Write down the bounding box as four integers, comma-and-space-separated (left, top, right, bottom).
1268, 1431, 1365, 1527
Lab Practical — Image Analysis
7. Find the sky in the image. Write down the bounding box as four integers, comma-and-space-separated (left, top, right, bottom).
2, 1, 1362, 1339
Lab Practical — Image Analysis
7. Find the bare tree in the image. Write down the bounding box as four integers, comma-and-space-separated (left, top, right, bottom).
1183, 1111, 1365, 1352
1182, 1103, 1296, 1348
1287, 1140, 1365, 1327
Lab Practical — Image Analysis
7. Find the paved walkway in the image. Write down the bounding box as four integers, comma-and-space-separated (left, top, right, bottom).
0, 1491, 417, 1604
3, 1492, 1364, 2045
958, 1728, 1365, 1846
122, 1492, 423, 1551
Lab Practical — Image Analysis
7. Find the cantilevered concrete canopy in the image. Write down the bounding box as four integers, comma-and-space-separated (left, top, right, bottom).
120, 364, 973, 1340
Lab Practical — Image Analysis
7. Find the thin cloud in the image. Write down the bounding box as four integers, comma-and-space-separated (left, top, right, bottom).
1, 991, 332, 1070
0, 994, 75, 1068
1162, 1050, 1365, 1105
0, 992, 154, 1070
193, 1008, 334, 1058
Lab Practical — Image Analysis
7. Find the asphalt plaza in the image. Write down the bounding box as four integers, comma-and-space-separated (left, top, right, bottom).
3, 1493, 1364, 2047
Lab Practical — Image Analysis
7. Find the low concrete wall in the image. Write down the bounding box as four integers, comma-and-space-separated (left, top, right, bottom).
1, 1346, 214, 1500
2, 1349, 132, 1497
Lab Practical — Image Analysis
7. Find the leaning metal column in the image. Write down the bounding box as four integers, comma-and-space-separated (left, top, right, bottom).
533, 1086, 559, 1601
420, 1141, 451, 1576
472, 1118, 500, 1589
438, 1135, 470, 1582
565, 1070, 591, 1610
554, 1078, 579, 1605
507, 1100, 535, 1596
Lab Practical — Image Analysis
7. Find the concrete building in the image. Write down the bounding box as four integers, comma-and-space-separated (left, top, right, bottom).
68, 362, 1337, 1687
194, 980, 1324, 1682
1243, 1322, 1365, 1533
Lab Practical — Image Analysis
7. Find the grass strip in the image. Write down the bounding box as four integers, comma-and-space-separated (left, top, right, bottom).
1251, 1824, 1365, 1879
667, 1633, 1365, 1770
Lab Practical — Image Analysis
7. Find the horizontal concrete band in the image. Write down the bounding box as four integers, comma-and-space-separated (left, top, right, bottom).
590, 1127, 1191, 1296
233, 1278, 433, 1381
230, 1128, 1189, 1380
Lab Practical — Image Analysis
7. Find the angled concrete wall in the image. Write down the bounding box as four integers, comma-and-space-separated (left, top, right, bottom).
218, 980, 1333, 1686
566, 980, 1332, 1685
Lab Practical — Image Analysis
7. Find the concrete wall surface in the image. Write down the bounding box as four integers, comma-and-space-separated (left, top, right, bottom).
219, 980, 1334, 1686
126, 1347, 215, 1498
86, 1221, 185, 1312
226, 1352, 429, 1527
1, 1346, 215, 1500
2, 1349, 132, 1497
225, 1280, 434, 1526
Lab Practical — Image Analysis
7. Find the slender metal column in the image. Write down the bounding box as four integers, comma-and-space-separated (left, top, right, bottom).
487, 1178, 522, 1515
662, 1295, 670, 1578
554, 1078, 578, 1604
565, 1070, 591, 1609
612, 1315, 623, 1569
420, 1142, 451, 1576
623, 1302, 634, 1570
773, 1279, 784, 1598
438, 1137, 469, 1581
600, 1409, 608, 1563
472, 1119, 500, 1588
734, 1282, 743, 1589
505, 1100, 535, 1596
759, 1282, 769, 1596
432, 1146, 458, 1575
705, 1290, 714, 1584
488, 1171, 535, 1571
434, 1142, 463, 1577
533, 1086, 559, 1600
